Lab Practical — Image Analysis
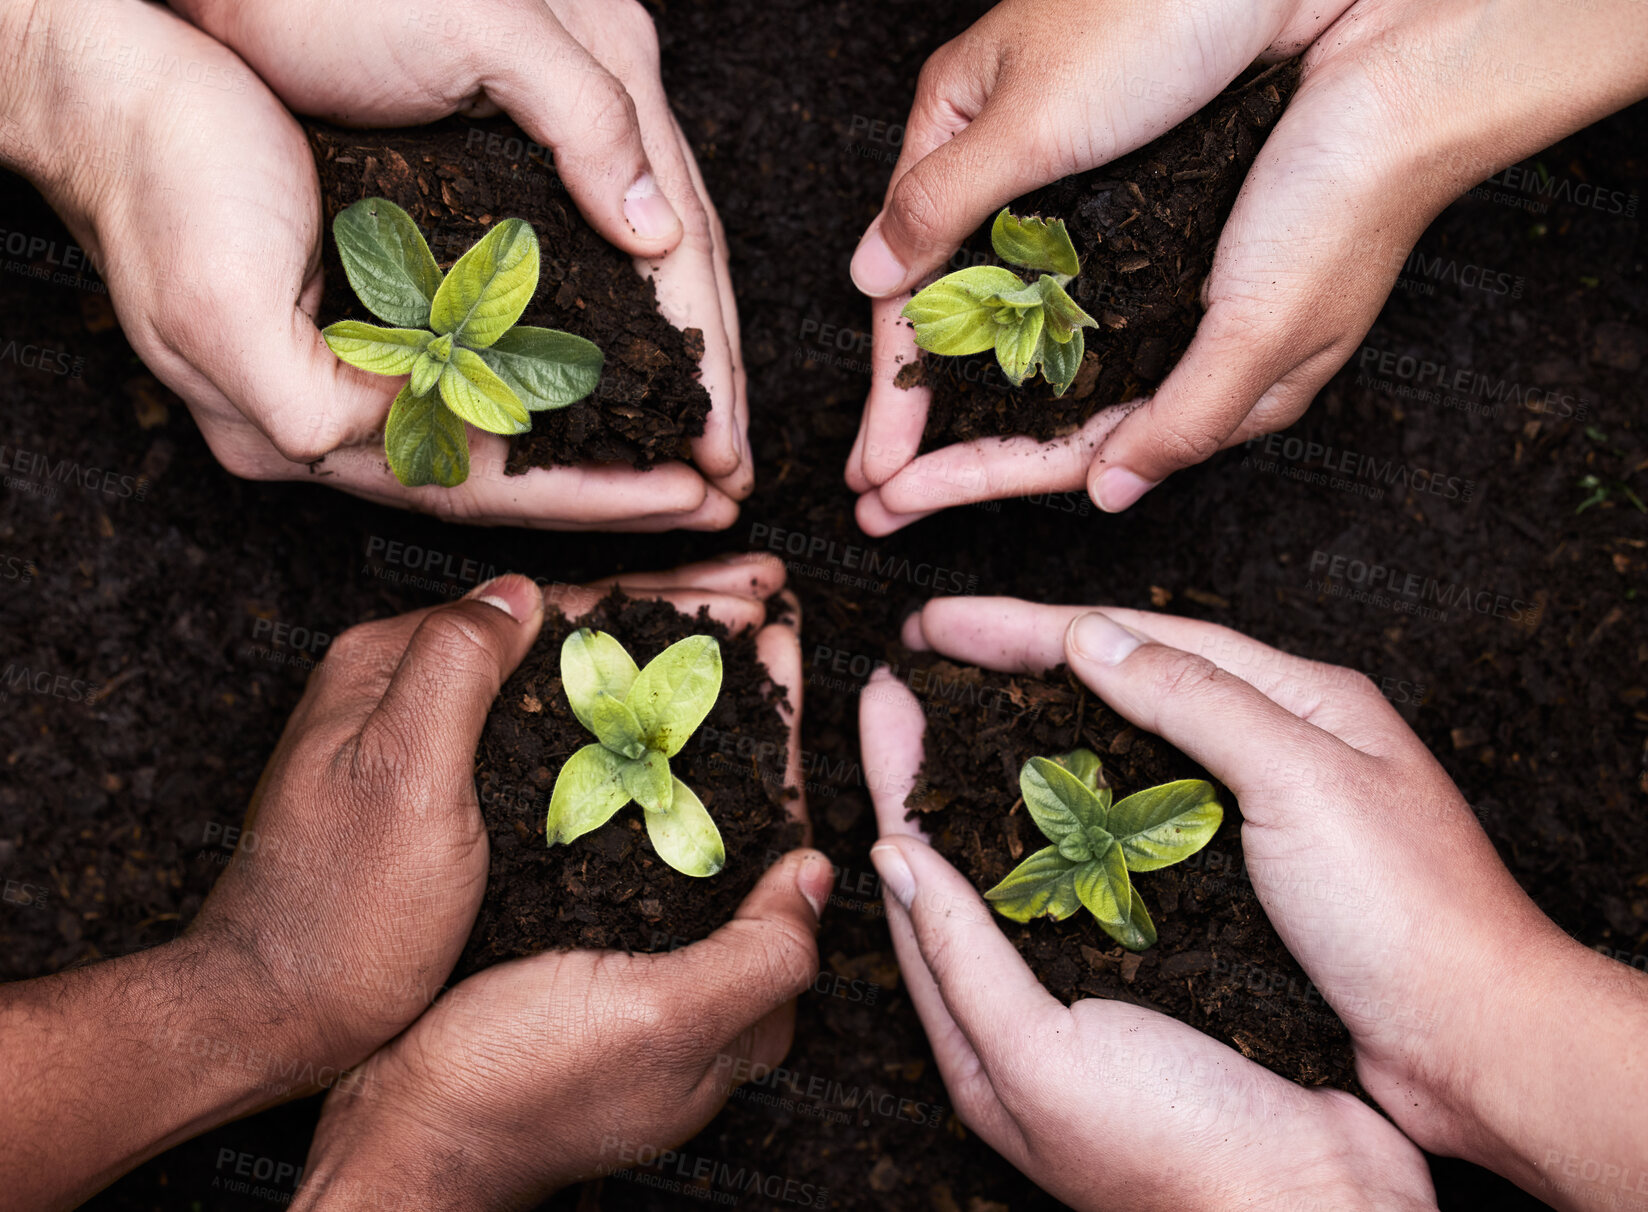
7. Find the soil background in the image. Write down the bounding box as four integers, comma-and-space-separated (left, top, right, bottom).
0, 0, 1644, 1209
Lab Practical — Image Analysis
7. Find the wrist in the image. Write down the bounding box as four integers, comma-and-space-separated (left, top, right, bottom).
1413, 927, 1648, 1203
0, 0, 83, 183
293, 1055, 532, 1212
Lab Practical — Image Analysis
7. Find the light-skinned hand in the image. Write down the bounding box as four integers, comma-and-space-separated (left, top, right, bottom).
0, 0, 743, 529
866, 596, 1648, 1211
844, 0, 1648, 532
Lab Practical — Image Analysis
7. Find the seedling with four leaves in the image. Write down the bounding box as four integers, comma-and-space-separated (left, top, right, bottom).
546, 629, 727, 877
322, 197, 603, 489
902, 208, 1098, 396
985, 749, 1221, 950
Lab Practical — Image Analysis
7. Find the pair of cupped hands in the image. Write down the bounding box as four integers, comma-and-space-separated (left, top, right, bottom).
13, 557, 1638, 1211
14, 0, 1644, 529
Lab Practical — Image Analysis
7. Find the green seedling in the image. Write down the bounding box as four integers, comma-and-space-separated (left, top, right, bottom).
985, 749, 1221, 950
322, 197, 603, 489
902, 208, 1098, 396
546, 629, 726, 877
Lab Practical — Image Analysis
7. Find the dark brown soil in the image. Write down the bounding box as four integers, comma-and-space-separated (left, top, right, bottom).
457, 589, 802, 972
909, 60, 1301, 449
3, 0, 1643, 1208
905, 660, 1357, 1092
307, 119, 710, 470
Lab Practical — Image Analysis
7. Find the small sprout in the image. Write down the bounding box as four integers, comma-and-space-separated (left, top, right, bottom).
984, 749, 1221, 950
901, 208, 1098, 396
322, 198, 603, 489
545, 629, 726, 877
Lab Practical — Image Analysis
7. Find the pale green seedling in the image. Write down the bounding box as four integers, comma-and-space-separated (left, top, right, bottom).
546, 629, 726, 877
985, 749, 1221, 950
322, 197, 603, 488
901, 208, 1098, 396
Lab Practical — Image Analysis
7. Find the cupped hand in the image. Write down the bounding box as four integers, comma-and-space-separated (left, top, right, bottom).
191, 553, 803, 1076
172, 0, 752, 500
11, 1, 738, 529
889, 598, 1648, 1206
860, 653, 1435, 1209
287, 557, 825, 1211
845, 0, 1648, 532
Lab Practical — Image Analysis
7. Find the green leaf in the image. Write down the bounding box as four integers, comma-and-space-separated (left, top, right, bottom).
622, 750, 674, 814
429, 217, 539, 348
1020, 755, 1106, 844
995, 306, 1045, 387
475, 326, 603, 412
1109, 780, 1223, 872
1039, 276, 1096, 341
645, 778, 725, 877
1073, 840, 1133, 931
984, 845, 1083, 922
1051, 749, 1106, 798
984, 278, 1051, 310
902, 266, 1025, 357
626, 635, 722, 758
990, 208, 1081, 278
1056, 832, 1094, 863
1110, 885, 1158, 950
546, 743, 631, 846
590, 695, 646, 761
383, 383, 470, 488
561, 630, 641, 730
322, 321, 433, 376
438, 347, 530, 435
333, 198, 443, 329
1035, 326, 1085, 397
408, 351, 442, 398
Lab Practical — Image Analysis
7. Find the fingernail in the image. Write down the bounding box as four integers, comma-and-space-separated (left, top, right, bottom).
467, 575, 536, 622
870, 842, 915, 909
1068, 611, 1144, 666
850, 225, 907, 297
1094, 467, 1159, 513
623, 173, 679, 243
797, 853, 831, 921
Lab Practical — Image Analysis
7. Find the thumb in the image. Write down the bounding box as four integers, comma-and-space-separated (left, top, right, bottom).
661, 849, 832, 1044
356, 575, 545, 789
243, 309, 401, 464
477, 5, 681, 256
1060, 610, 1343, 798
850, 101, 1047, 299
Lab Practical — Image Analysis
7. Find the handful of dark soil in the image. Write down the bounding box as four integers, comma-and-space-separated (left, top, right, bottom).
911, 59, 1301, 450
904, 656, 1358, 1092
455, 591, 801, 978
306, 117, 710, 470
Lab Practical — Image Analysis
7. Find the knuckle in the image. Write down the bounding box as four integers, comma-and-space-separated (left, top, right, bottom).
412, 609, 499, 676
1151, 418, 1226, 466
320, 622, 380, 670
1155, 651, 1227, 700
886, 170, 949, 257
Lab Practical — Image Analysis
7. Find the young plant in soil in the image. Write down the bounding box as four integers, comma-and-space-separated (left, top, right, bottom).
321, 197, 603, 487
986, 748, 1221, 950
902, 208, 1098, 395
545, 628, 727, 877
